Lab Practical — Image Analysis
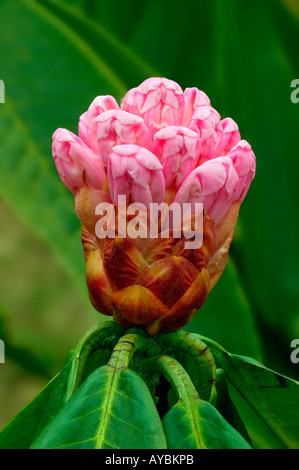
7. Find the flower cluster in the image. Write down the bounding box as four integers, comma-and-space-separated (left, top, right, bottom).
53, 78, 255, 335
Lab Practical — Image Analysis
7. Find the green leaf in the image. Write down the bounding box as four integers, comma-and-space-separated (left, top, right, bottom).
63, 321, 124, 399
58, 0, 150, 42
215, 369, 252, 445
0, 350, 75, 449
188, 258, 262, 360
195, 334, 299, 449
225, 382, 286, 449
31, 334, 166, 449
0, 322, 122, 448
0, 308, 50, 377
35, 0, 158, 88
156, 355, 251, 449
31, 366, 166, 449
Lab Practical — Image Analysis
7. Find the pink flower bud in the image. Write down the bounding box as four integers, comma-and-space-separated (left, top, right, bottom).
52, 77, 256, 334
79, 95, 119, 153
96, 110, 152, 165
151, 126, 201, 188
182, 87, 210, 126
174, 156, 239, 224
227, 140, 256, 202
121, 77, 184, 137
52, 128, 106, 194
107, 144, 165, 208
187, 105, 223, 163
219, 118, 241, 156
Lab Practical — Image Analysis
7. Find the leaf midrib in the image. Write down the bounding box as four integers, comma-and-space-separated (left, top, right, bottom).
95, 354, 125, 449
175, 374, 205, 449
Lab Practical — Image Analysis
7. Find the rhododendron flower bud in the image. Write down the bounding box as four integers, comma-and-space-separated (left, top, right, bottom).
52, 128, 105, 195
79, 95, 119, 153
52, 77, 256, 335
121, 77, 185, 137
187, 105, 223, 163
96, 110, 152, 165
107, 144, 165, 208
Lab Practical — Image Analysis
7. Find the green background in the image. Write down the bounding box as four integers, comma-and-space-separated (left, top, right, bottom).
0, 0, 298, 447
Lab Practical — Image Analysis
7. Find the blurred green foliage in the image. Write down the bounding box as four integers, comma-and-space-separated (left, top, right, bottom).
0, 0, 298, 447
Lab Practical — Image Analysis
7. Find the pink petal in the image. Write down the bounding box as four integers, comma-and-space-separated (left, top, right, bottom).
121, 77, 184, 137
187, 105, 223, 163
227, 140, 256, 202
96, 110, 151, 165
219, 117, 241, 156
182, 87, 210, 126
174, 157, 239, 224
78, 95, 119, 152
107, 144, 165, 208
52, 128, 106, 194
151, 126, 201, 188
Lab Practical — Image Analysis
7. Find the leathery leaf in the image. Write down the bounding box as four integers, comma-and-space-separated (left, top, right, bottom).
156, 355, 251, 449
31, 334, 167, 449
